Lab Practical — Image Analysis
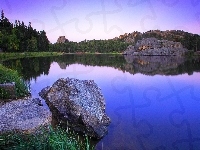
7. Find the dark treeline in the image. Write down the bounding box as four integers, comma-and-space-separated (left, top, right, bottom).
0, 10, 49, 52
49, 39, 129, 53
115, 30, 200, 51
51, 30, 200, 53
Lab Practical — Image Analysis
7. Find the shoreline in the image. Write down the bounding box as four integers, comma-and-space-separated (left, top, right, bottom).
0, 52, 123, 61
1, 51, 199, 62
0, 52, 64, 61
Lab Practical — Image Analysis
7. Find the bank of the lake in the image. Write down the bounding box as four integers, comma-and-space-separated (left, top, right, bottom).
0, 63, 94, 150
0, 64, 29, 99
0, 52, 64, 61
0, 126, 93, 150
58, 52, 122, 55
0, 52, 124, 62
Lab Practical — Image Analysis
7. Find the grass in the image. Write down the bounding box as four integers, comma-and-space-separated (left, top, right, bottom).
0, 87, 10, 99
0, 64, 29, 99
0, 126, 94, 150
0, 52, 122, 61
81, 52, 122, 55
0, 52, 64, 61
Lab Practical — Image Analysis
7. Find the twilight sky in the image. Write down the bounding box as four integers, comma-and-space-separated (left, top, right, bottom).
1, 0, 200, 43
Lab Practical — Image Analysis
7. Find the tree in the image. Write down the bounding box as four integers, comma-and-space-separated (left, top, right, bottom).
0, 10, 50, 52
8, 29, 20, 51
27, 36, 38, 51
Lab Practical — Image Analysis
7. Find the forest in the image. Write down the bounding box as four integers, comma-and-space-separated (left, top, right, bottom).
50, 30, 200, 53
0, 10, 49, 52
0, 10, 128, 53
1, 10, 200, 53
49, 39, 129, 53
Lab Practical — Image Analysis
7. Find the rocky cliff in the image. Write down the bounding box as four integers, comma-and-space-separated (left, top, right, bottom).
123, 38, 188, 56
113, 30, 200, 51
57, 36, 68, 43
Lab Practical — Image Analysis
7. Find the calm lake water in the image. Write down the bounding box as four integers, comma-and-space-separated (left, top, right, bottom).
2, 54, 200, 150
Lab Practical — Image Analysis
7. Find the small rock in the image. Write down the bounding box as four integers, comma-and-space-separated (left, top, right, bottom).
32, 98, 43, 106
0, 98, 52, 134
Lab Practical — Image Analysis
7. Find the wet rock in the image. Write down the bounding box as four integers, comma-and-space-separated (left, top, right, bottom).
32, 98, 43, 106
0, 98, 52, 134
39, 78, 111, 139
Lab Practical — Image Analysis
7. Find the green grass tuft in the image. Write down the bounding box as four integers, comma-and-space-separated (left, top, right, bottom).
0, 64, 29, 99
0, 52, 64, 61
0, 126, 94, 150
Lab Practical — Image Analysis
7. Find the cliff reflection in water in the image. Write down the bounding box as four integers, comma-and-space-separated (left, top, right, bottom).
124, 55, 200, 76
2, 54, 200, 82
56, 55, 200, 75
55, 55, 200, 76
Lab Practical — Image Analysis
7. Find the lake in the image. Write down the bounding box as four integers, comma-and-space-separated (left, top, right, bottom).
2, 54, 200, 150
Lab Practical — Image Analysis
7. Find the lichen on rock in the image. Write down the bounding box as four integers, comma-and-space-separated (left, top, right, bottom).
0, 98, 52, 134
123, 38, 188, 56
39, 78, 111, 139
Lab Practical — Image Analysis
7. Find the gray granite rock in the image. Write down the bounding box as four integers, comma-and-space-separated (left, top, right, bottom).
39, 78, 110, 139
0, 98, 52, 134
124, 38, 188, 56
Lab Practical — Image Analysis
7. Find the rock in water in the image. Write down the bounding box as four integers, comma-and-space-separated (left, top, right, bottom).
39, 78, 111, 139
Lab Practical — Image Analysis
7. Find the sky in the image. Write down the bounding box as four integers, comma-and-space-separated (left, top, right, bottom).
1, 0, 200, 43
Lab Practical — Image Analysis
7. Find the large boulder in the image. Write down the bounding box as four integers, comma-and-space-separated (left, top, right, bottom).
39, 78, 110, 139
0, 98, 52, 133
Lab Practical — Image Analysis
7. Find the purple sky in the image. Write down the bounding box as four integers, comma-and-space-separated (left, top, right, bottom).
1, 0, 200, 43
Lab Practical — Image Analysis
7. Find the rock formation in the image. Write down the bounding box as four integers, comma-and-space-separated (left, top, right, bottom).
0, 98, 52, 133
39, 78, 110, 139
123, 38, 188, 56
57, 36, 69, 43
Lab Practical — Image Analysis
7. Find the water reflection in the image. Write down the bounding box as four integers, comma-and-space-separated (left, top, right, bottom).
2, 55, 200, 81
124, 55, 200, 76
2, 55, 200, 149
2, 57, 53, 81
